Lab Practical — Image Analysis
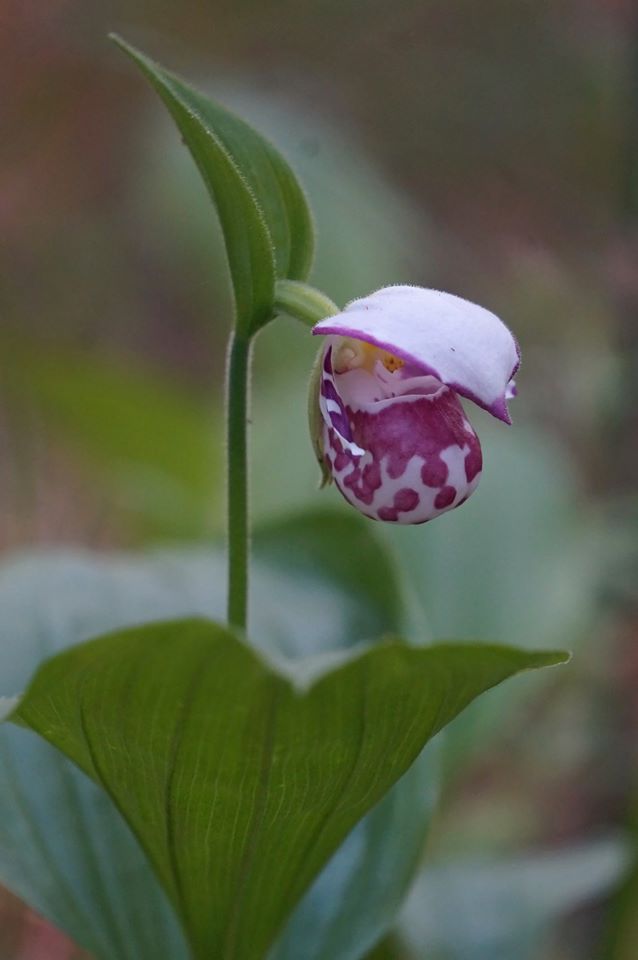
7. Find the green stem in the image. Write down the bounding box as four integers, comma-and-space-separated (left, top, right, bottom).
226, 332, 252, 629
274, 279, 339, 327
225, 282, 337, 629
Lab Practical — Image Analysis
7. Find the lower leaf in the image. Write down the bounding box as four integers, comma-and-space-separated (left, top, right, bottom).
9, 619, 567, 960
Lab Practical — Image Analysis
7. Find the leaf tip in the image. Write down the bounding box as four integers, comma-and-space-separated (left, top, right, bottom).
107, 31, 127, 51
107, 32, 146, 67
533, 648, 572, 669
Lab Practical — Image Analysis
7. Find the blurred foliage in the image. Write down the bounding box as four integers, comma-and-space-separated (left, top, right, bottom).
398, 839, 628, 960
1, 334, 222, 540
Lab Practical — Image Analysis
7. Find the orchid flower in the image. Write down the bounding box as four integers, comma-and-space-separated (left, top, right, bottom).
310, 285, 519, 524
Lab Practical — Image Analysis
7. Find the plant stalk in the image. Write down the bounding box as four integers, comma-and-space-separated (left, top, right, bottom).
226, 332, 252, 630
274, 279, 339, 326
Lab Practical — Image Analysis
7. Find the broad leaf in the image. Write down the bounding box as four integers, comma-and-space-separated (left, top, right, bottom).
362, 937, 406, 960
112, 36, 315, 335
606, 869, 638, 960
0, 510, 401, 960
269, 744, 438, 960
0, 735, 189, 960
603, 814, 638, 959
10, 620, 566, 960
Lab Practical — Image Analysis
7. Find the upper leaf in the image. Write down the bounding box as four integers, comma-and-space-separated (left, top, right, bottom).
111, 35, 315, 335
10, 618, 567, 960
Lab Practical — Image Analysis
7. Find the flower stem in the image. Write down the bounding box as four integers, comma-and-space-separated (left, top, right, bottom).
225, 281, 337, 629
274, 279, 339, 327
226, 332, 252, 630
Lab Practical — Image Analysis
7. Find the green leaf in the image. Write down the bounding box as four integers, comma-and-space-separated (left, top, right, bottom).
111, 35, 315, 335
0, 509, 402, 960
269, 745, 438, 960
10, 620, 567, 960
602, 808, 638, 960
362, 937, 407, 960
258, 517, 433, 960
605, 866, 638, 960
0, 732, 190, 960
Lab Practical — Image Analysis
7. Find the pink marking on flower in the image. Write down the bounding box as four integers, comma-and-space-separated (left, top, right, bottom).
434, 485, 457, 509
378, 488, 421, 522
421, 457, 448, 488
362, 461, 382, 491
322, 381, 482, 524
464, 439, 482, 483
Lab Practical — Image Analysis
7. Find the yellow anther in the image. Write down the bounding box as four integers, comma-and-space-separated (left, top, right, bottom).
381, 352, 404, 373
334, 338, 404, 375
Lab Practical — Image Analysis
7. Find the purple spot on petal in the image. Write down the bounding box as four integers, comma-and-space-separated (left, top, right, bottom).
362, 461, 382, 492
343, 467, 361, 490
435, 485, 456, 509
394, 488, 420, 512
347, 391, 472, 484
327, 429, 351, 471
464, 437, 482, 482
319, 347, 356, 441
334, 450, 350, 471
378, 486, 419, 522
421, 457, 448, 488
323, 380, 481, 525
320, 378, 339, 401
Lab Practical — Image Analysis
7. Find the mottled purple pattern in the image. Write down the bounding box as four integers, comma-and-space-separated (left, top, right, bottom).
378, 488, 420, 522
464, 442, 482, 483
434, 485, 457, 509
323, 384, 483, 524
319, 347, 359, 448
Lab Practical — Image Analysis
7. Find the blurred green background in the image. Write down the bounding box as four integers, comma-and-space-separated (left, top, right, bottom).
2, 0, 638, 957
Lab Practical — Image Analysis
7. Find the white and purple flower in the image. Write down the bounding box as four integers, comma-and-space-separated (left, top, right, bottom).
311, 285, 519, 524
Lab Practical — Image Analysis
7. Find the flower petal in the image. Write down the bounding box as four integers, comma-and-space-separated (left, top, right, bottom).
318, 344, 365, 457
313, 285, 520, 423
323, 382, 483, 524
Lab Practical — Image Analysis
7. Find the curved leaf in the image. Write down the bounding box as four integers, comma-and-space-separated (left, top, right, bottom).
269, 745, 438, 960
111, 35, 274, 337
0, 509, 401, 960
111, 35, 315, 334
177, 101, 315, 282
10, 620, 567, 960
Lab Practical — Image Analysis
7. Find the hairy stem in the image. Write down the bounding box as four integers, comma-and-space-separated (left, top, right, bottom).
226, 332, 252, 629
274, 279, 339, 327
